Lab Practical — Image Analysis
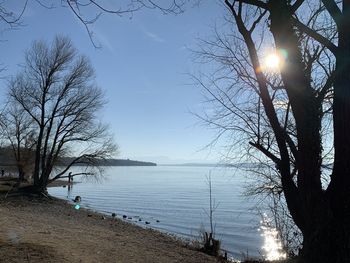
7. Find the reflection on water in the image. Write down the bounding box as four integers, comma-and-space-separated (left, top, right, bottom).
260, 214, 287, 261
67, 183, 73, 196
50, 166, 288, 260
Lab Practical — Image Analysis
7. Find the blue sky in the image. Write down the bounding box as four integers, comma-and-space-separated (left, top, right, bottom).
0, 1, 227, 164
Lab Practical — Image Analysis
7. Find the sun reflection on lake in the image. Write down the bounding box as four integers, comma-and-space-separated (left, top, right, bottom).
259, 214, 287, 261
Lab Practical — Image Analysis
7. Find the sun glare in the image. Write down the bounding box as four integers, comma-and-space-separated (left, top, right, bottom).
260, 214, 287, 261
264, 53, 281, 71
262, 49, 288, 72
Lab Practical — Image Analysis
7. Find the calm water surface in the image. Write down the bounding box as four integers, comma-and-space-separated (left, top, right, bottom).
49, 166, 284, 260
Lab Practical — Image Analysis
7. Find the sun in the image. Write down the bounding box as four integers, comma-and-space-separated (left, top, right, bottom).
264, 53, 281, 71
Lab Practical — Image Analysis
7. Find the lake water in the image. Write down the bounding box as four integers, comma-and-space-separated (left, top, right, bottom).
48, 166, 285, 261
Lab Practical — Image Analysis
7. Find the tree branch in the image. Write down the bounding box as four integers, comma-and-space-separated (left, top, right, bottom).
292, 17, 338, 55
321, 0, 342, 26
249, 141, 281, 164
291, 0, 305, 13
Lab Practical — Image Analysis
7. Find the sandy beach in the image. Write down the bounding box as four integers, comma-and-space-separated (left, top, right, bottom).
0, 195, 218, 263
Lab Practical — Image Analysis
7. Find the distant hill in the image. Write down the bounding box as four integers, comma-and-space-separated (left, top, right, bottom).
161, 162, 264, 168
58, 157, 157, 167
0, 148, 156, 167
96, 158, 157, 167
162, 163, 222, 167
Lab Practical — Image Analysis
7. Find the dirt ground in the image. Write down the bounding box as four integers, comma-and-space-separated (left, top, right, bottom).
0, 196, 218, 263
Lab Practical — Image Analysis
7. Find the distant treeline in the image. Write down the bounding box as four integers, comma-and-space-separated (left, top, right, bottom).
0, 148, 156, 167
0, 148, 16, 166
57, 157, 157, 167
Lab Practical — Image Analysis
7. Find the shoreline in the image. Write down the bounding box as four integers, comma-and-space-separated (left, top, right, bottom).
0, 194, 218, 263
47, 179, 77, 188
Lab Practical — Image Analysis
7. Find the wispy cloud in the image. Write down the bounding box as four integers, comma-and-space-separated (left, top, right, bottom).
144, 31, 165, 43
97, 32, 117, 54
93, 25, 117, 55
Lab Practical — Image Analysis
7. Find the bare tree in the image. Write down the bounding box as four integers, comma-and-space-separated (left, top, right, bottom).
201, 173, 221, 257
8, 35, 117, 194
195, 0, 350, 262
0, 104, 36, 181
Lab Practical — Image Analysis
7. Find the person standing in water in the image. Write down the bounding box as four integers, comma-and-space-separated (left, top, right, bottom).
68, 172, 73, 184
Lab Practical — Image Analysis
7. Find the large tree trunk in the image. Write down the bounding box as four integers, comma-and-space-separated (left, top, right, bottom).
33, 126, 44, 187
301, 213, 350, 263
19, 184, 48, 196
322, 2, 350, 262
268, 1, 349, 262
328, 0, 350, 220
18, 167, 25, 182
228, 0, 350, 261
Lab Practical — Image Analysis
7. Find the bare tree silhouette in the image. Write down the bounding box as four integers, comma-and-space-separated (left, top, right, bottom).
195, 0, 350, 262
7, 36, 117, 193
